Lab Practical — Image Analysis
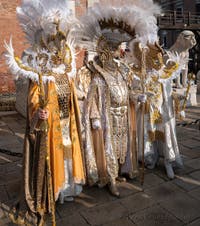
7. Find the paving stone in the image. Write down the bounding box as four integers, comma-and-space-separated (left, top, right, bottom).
176, 127, 192, 138
179, 153, 190, 162
0, 171, 21, 186
55, 213, 89, 226
142, 173, 165, 190
0, 134, 21, 147
1, 115, 26, 134
81, 186, 116, 204
0, 164, 7, 175
5, 161, 22, 173
178, 145, 200, 159
0, 153, 21, 164
80, 201, 127, 226
172, 175, 200, 191
129, 204, 183, 226
160, 193, 200, 223
56, 186, 116, 219
44, 211, 66, 226
185, 158, 200, 170
5, 180, 21, 200
0, 174, 8, 186
181, 139, 200, 149
151, 164, 170, 181
0, 157, 11, 165
187, 218, 200, 226
189, 170, 200, 181
120, 192, 155, 214
0, 127, 13, 136
0, 120, 7, 127
145, 182, 184, 202
0, 185, 9, 203
102, 217, 136, 226
117, 181, 141, 198
15, 132, 25, 140
188, 187, 200, 201
193, 136, 200, 142
176, 128, 199, 141
174, 165, 195, 176
56, 199, 85, 218
0, 112, 18, 118
0, 139, 23, 154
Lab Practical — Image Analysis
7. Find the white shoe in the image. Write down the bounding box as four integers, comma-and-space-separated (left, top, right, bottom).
164, 160, 174, 179
64, 196, 74, 202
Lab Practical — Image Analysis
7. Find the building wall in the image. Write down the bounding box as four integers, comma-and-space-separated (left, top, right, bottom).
184, 0, 196, 12
0, 0, 24, 94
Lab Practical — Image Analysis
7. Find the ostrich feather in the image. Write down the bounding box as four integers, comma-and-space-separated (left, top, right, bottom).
4, 38, 55, 83
73, 0, 161, 54
164, 50, 189, 80
16, 0, 76, 46
8, 0, 78, 78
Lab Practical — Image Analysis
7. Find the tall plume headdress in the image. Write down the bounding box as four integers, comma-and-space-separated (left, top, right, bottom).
72, 0, 161, 57
5, 0, 78, 81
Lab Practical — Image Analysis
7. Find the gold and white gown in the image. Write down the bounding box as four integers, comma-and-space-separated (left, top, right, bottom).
84, 62, 138, 186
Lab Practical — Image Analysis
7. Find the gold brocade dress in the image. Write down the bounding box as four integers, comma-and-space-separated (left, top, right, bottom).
8, 76, 85, 225
84, 62, 138, 186
54, 74, 84, 202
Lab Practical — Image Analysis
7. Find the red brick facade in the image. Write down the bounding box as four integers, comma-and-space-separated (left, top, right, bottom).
0, 0, 24, 93
0, 0, 87, 95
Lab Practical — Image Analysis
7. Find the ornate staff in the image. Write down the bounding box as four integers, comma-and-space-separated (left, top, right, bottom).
36, 53, 56, 226
140, 46, 148, 186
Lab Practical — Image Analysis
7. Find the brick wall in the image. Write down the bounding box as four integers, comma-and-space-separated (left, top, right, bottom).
0, 0, 24, 94
0, 0, 87, 96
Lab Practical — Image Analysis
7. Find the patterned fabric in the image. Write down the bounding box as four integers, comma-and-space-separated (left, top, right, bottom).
84, 62, 138, 185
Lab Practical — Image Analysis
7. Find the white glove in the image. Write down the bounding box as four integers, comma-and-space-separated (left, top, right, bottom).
138, 94, 147, 103
180, 110, 186, 119
92, 119, 101, 129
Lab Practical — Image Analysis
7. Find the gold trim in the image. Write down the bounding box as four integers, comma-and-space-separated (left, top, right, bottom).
148, 130, 165, 142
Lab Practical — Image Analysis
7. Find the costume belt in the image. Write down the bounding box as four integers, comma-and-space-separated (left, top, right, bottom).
110, 106, 127, 117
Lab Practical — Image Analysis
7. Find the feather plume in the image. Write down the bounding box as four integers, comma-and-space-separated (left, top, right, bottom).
6, 0, 77, 79
16, 0, 75, 46
164, 50, 189, 80
4, 38, 55, 83
73, 0, 161, 54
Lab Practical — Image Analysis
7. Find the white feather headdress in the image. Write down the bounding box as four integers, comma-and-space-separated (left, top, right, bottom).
73, 0, 161, 53
16, 0, 75, 47
5, 0, 77, 82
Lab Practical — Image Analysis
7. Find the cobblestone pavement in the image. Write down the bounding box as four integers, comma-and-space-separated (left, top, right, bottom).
0, 97, 200, 226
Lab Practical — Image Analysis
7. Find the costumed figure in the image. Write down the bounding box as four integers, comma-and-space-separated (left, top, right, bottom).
4, 0, 85, 225
72, 0, 161, 196
129, 39, 186, 179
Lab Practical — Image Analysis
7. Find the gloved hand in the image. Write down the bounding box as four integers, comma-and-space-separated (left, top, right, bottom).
138, 94, 147, 103
91, 118, 101, 129
180, 110, 186, 119
38, 108, 49, 120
